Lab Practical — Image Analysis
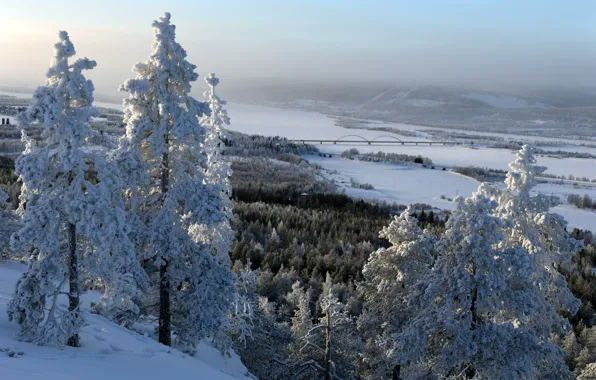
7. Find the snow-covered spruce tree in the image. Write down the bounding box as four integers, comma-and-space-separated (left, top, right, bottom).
7, 31, 143, 346
288, 285, 361, 380
191, 72, 234, 265
228, 263, 296, 379
395, 187, 573, 379
317, 286, 361, 380
236, 296, 295, 380
488, 145, 581, 315
358, 206, 434, 380
0, 188, 7, 208
213, 260, 257, 354
578, 363, 596, 380
117, 13, 235, 350
232, 262, 257, 345
0, 187, 20, 259
290, 282, 314, 356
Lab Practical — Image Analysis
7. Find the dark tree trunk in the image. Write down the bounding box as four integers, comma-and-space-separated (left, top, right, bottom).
325, 306, 331, 380
392, 365, 401, 380
158, 260, 171, 346
66, 221, 80, 347
158, 142, 171, 346
465, 267, 478, 379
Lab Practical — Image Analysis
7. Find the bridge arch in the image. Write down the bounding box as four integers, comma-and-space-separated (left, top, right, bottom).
371, 135, 404, 143
335, 135, 370, 143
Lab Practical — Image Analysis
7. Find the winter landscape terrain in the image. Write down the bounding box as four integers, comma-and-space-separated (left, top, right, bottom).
3, 74, 596, 378
2, 2, 596, 380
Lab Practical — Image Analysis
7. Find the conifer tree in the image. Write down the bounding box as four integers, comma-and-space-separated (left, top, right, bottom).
235, 296, 295, 379
358, 206, 434, 379
191, 72, 234, 265
289, 284, 360, 380
0, 187, 20, 258
117, 13, 235, 349
394, 187, 573, 379
578, 363, 596, 380
8, 31, 143, 346
488, 145, 581, 315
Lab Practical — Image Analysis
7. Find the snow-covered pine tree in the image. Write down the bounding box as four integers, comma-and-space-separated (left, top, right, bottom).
232, 262, 257, 346
289, 284, 361, 380
395, 187, 573, 379
489, 145, 581, 315
235, 295, 295, 380
213, 260, 257, 355
7, 31, 143, 346
578, 363, 596, 380
117, 13, 235, 350
0, 186, 20, 259
318, 286, 361, 380
290, 282, 314, 351
358, 206, 434, 380
0, 187, 7, 208
191, 72, 234, 265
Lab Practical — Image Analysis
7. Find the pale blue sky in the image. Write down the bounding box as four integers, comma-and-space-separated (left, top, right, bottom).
1, 0, 595, 95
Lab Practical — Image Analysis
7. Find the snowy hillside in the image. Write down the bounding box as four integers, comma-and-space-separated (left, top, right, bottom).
462, 92, 550, 109
0, 261, 251, 380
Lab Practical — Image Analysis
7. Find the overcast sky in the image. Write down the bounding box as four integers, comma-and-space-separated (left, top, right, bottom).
1, 0, 596, 98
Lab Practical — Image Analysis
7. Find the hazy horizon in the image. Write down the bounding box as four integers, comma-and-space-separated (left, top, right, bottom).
2, 0, 596, 99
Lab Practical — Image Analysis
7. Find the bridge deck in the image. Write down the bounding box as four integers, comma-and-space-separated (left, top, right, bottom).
290, 139, 461, 146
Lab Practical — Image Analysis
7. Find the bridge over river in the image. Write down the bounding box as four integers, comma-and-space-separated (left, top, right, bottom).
289, 134, 463, 146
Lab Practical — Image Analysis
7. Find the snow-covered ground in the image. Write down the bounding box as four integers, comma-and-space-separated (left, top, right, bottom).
0, 115, 16, 126
307, 155, 596, 230
4, 90, 596, 230
224, 101, 596, 231
223, 103, 596, 179
307, 155, 478, 210
0, 261, 250, 380
463, 92, 549, 109
226, 103, 431, 144
0, 91, 30, 100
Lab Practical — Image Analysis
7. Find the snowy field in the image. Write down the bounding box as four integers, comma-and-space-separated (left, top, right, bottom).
222, 102, 596, 179
0, 261, 250, 380
306, 155, 479, 210
4, 90, 596, 230
462, 92, 549, 109
307, 155, 596, 230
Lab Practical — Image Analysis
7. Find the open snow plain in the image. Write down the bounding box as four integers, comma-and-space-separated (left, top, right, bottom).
3, 91, 596, 231
224, 102, 596, 231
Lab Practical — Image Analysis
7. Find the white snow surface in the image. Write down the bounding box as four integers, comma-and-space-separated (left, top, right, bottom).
307, 155, 478, 210
220, 102, 596, 179
4, 92, 596, 230
463, 92, 549, 109
308, 155, 596, 230
223, 102, 596, 230
0, 261, 250, 380
0, 115, 17, 126
0, 91, 30, 99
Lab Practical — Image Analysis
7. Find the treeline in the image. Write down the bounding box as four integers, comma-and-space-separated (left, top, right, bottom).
0, 156, 18, 209
340, 148, 433, 165
230, 157, 335, 204
452, 165, 507, 182
568, 193, 596, 210
223, 131, 319, 158
561, 229, 596, 374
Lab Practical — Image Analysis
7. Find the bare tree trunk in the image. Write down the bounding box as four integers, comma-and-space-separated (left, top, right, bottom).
158, 260, 171, 346
392, 365, 401, 380
465, 267, 478, 379
158, 138, 171, 346
66, 221, 79, 347
325, 305, 331, 380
